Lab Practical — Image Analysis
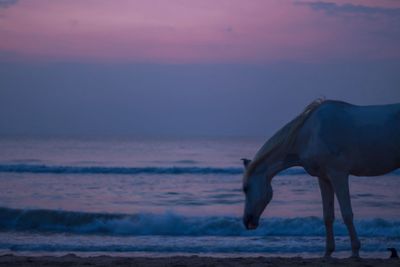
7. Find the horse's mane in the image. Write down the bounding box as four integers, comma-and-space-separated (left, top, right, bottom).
246, 98, 325, 176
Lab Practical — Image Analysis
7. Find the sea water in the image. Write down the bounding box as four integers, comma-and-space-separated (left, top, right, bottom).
0, 137, 399, 258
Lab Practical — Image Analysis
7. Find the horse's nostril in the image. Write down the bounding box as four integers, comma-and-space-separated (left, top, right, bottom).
243, 215, 257, 230
247, 221, 258, 229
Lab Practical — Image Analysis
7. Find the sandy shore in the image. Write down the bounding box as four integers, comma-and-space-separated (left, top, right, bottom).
0, 254, 398, 267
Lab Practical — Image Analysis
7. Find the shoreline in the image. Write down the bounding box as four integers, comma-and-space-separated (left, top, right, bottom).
0, 254, 398, 267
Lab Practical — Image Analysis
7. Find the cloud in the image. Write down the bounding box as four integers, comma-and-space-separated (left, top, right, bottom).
221, 26, 233, 34
298, 1, 400, 18
0, 0, 18, 8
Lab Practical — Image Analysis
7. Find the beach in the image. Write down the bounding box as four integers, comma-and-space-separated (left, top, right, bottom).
1, 254, 399, 267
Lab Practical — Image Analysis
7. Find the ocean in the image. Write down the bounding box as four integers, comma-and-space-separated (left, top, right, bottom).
0, 137, 399, 258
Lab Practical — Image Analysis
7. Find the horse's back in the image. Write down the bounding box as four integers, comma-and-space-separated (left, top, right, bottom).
298, 100, 400, 176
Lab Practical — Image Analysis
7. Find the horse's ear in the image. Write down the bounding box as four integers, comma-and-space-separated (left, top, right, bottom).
241, 158, 251, 169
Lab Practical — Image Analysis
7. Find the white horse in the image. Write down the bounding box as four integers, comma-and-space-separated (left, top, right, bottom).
241, 99, 400, 258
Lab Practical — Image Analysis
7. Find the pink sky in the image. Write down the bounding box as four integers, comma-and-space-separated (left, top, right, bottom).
0, 0, 399, 63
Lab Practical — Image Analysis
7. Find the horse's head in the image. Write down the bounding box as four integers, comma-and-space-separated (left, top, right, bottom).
241, 158, 273, 230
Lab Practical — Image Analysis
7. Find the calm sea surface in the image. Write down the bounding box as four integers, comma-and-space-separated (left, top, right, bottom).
0, 137, 399, 258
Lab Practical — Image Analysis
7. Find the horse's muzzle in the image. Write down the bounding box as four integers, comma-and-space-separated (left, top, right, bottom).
243, 215, 259, 230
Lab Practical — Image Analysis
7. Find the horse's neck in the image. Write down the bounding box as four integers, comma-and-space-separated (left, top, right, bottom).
255, 149, 300, 181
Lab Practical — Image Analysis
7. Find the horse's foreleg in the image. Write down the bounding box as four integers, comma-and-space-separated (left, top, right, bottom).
318, 177, 335, 258
329, 171, 361, 258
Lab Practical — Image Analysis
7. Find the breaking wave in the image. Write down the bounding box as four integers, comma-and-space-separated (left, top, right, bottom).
0, 207, 399, 238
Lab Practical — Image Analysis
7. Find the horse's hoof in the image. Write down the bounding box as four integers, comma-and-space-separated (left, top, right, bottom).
349, 254, 361, 260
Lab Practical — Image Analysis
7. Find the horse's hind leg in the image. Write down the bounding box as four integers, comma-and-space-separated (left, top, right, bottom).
318, 177, 335, 258
328, 171, 361, 258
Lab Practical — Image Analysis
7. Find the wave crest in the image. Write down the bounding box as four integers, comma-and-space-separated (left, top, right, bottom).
0, 207, 399, 237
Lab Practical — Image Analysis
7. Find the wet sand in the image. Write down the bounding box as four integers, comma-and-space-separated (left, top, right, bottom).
0, 254, 398, 267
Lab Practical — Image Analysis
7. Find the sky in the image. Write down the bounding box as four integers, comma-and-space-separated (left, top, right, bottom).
0, 0, 399, 137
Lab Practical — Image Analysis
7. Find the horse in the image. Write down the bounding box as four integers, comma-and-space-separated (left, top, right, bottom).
241, 99, 400, 258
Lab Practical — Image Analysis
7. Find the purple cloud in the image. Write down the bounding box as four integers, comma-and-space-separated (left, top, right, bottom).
298, 1, 400, 18
0, 0, 18, 9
